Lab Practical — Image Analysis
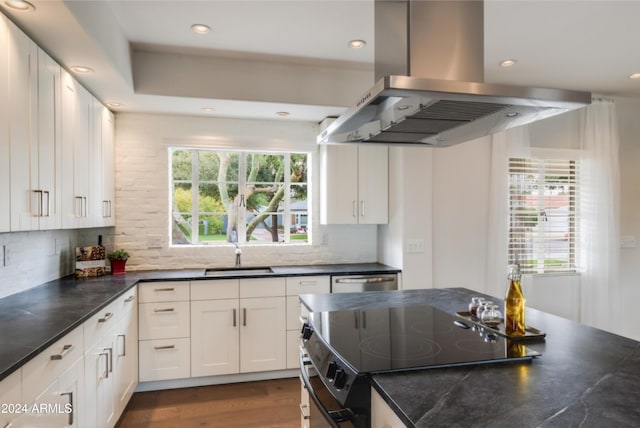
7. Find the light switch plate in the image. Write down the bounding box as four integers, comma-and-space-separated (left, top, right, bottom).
407, 238, 425, 254
620, 235, 636, 248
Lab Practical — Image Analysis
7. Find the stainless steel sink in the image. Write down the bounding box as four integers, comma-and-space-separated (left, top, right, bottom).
204, 267, 273, 276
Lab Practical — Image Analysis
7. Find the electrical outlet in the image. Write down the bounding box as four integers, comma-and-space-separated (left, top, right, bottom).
407, 238, 425, 254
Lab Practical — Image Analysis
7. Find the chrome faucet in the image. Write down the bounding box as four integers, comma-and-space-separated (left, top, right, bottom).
234, 243, 242, 268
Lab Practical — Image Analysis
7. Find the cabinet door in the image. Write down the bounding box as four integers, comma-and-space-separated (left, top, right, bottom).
84, 331, 116, 428
320, 144, 358, 224
74, 84, 92, 228
114, 293, 138, 418
37, 48, 61, 230
240, 296, 286, 373
8, 21, 37, 231
57, 355, 85, 428
0, 16, 10, 233
101, 107, 115, 226
191, 299, 240, 377
60, 69, 78, 229
90, 98, 103, 227
357, 145, 388, 224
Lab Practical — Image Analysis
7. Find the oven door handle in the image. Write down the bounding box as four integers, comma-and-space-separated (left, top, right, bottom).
300, 354, 352, 427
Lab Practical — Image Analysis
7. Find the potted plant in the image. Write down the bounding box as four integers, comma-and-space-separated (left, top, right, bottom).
107, 249, 129, 275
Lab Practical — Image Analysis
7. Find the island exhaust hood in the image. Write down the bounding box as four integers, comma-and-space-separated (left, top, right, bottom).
318, 0, 591, 147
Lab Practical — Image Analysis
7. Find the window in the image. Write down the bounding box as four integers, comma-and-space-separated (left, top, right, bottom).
508, 156, 579, 274
170, 149, 309, 245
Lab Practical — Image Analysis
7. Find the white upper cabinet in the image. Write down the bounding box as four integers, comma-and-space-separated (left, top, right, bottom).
320, 144, 389, 224
0, 15, 9, 233
61, 70, 93, 229
7, 19, 38, 231
90, 101, 115, 227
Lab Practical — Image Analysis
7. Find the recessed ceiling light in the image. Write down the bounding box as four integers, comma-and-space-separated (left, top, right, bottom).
70, 65, 94, 74
276, 111, 290, 117
4, 0, 35, 11
201, 107, 215, 113
499, 59, 517, 67
348, 39, 366, 49
191, 24, 211, 35
107, 102, 121, 108
629, 73, 640, 79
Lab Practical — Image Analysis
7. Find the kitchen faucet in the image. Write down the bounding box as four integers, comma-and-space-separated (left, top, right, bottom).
234, 243, 242, 268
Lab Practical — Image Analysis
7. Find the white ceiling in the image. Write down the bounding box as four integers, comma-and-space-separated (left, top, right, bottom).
2, 0, 640, 123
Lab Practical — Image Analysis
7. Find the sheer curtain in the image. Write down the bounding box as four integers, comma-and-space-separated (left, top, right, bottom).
579, 99, 621, 331
485, 126, 530, 298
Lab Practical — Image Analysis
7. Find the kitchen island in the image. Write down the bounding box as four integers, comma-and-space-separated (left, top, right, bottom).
299, 288, 640, 428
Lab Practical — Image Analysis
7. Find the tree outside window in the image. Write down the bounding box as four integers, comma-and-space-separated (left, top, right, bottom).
171, 149, 309, 245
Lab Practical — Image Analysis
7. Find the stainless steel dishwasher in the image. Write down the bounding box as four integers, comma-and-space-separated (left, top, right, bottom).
331, 273, 398, 293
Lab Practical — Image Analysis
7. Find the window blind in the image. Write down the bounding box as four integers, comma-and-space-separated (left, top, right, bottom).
508, 157, 579, 274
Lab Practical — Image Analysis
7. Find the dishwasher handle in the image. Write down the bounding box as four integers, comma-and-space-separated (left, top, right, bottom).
334, 277, 395, 284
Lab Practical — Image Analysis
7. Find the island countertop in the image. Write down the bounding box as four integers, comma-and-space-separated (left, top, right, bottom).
299, 288, 640, 427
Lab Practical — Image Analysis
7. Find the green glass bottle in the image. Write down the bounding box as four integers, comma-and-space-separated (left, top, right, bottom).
505, 263, 526, 336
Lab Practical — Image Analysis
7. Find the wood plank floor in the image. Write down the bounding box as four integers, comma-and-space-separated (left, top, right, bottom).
115, 377, 300, 428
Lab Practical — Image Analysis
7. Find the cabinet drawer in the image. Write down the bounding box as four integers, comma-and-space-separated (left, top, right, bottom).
22, 326, 83, 405
285, 275, 330, 296
139, 338, 190, 382
84, 290, 133, 351
191, 279, 239, 301
139, 301, 190, 340
239, 277, 285, 298
139, 281, 189, 303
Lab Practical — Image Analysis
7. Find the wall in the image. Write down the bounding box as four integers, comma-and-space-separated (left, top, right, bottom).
113, 113, 378, 271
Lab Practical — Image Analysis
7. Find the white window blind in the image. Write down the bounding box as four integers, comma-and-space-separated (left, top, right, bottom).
508, 157, 579, 274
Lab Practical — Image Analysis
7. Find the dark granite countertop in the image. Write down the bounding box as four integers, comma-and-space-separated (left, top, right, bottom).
0, 263, 398, 382
299, 288, 640, 428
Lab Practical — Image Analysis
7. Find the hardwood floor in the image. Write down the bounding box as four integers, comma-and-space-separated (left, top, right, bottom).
116, 377, 301, 428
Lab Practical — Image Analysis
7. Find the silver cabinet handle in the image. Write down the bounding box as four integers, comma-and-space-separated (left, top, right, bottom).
99, 351, 109, 378
43, 191, 50, 217
60, 391, 74, 425
154, 344, 175, 350
106, 347, 113, 373
233, 308, 237, 327
117, 334, 126, 357
361, 200, 365, 217
98, 312, 113, 323
299, 404, 310, 420
299, 281, 318, 287
124, 295, 135, 303
243, 308, 247, 326
50, 344, 73, 360
153, 307, 175, 313
334, 277, 396, 284
154, 287, 175, 292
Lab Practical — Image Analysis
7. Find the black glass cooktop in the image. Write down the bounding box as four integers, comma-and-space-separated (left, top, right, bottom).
308, 304, 540, 373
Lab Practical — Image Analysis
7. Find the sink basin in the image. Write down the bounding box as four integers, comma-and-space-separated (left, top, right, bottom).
204, 267, 273, 276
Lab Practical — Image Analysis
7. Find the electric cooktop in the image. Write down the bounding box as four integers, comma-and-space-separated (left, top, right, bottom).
306, 304, 540, 374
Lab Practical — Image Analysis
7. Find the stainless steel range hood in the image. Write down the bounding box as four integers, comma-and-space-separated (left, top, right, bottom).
318, 0, 591, 147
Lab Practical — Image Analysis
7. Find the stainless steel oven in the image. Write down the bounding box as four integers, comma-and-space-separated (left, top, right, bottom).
299, 355, 360, 428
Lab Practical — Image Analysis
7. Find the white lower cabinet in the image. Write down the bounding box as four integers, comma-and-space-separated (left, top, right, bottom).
190, 278, 287, 378
84, 286, 137, 428
138, 281, 190, 382
239, 296, 286, 373
285, 276, 330, 369
371, 388, 406, 428
0, 369, 22, 428
191, 298, 239, 377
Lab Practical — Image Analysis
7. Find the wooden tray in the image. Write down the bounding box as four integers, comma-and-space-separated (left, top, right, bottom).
455, 311, 546, 341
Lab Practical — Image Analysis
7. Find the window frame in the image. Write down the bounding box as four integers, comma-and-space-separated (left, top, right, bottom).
508, 148, 580, 275
169, 147, 310, 247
